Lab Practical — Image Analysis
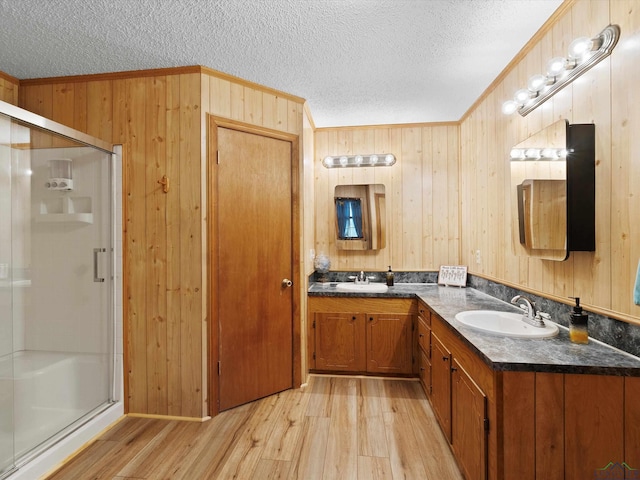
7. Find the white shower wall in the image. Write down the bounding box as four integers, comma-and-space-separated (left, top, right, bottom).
24, 147, 111, 354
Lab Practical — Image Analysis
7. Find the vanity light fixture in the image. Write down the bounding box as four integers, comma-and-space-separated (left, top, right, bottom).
509, 148, 569, 161
502, 24, 620, 117
322, 153, 396, 168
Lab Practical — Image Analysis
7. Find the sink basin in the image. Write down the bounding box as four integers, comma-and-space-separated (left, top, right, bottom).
335, 282, 389, 293
454, 310, 559, 338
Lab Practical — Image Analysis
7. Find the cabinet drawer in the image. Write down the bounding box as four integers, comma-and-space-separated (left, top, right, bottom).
418, 302, 431, 326
418, 317, 431, 359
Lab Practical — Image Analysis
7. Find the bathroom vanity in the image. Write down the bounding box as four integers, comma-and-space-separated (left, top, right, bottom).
308, 283, 640, 480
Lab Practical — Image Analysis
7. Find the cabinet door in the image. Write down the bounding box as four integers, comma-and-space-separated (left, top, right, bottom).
452, 359, 487, 480
366, 313, 414, 374
419, 350, 432, 398
314, 312, 366, 372
431, 332, 452, 442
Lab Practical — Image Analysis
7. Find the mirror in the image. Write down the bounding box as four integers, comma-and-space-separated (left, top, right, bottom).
510, 119, 595, 261
334, 184, 386, 250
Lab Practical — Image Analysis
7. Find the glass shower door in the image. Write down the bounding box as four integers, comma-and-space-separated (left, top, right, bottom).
1, 109, 115, 475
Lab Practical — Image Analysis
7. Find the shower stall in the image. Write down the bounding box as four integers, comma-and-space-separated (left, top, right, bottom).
0, 101, 121, 479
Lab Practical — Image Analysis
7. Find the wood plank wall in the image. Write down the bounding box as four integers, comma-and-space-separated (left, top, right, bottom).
0, 71, 19, 105
460, 0, 640, 322
17, 66, 305, 417
314, 124, 460, 272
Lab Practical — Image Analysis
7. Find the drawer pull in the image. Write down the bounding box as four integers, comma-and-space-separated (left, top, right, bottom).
442, 356, 449, 361
451, 366, 458, 372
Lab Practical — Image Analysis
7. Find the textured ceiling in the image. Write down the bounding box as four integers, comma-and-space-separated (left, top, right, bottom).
0, 0, 563, 127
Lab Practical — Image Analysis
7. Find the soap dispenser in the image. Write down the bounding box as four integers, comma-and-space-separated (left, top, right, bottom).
386, 266, 394, 287
569, 297, 588, 344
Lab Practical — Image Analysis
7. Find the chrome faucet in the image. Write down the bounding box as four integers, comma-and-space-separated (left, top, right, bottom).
355, 271, 369, 284
511, 295, 547, 328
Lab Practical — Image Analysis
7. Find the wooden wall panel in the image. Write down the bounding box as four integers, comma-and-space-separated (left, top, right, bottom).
0, 71, 19, 105
18, 67, 306, 417
314, 124, 459, 272
460, 0, 640, 322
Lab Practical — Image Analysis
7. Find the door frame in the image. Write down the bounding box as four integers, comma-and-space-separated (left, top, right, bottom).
207, 115, 302, 416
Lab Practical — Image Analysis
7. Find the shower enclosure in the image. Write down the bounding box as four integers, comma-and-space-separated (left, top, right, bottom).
0, 101, 117, 479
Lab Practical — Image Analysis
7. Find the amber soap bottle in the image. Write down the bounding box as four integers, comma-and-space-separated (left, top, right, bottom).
386, 266, 394, 286
569, 297, 588, 344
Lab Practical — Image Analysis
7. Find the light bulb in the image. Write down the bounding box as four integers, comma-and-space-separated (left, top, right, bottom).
510, 149, 525, 160
547, 56, 567, 77
558, 149, 569, 158
354, 155, 363, 165
568, 36, 594, 61
385, 154, 395, 164
339, 156, 348, 166
527, 74, 547, 93
541, 148, 558, 160
514, 89, 532, 104
369, 154, 379, 165
502, 100, 519, 115
323, 156, 334, 167
525, 149, 541, 159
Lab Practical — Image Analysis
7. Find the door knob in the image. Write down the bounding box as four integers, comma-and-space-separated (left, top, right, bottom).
281, 278, 293, 288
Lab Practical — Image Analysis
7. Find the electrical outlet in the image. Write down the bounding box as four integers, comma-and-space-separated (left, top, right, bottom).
475, 250, 482, 264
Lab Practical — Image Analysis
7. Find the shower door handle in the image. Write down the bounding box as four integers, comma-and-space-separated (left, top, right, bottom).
94, 248, 106, 283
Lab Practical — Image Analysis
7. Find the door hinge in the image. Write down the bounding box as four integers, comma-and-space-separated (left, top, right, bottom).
313, 320, 316, 328
216, 151, 220, 164
484, 418, 490, 432
218, 361, 221, 376
313, 352, 316, 360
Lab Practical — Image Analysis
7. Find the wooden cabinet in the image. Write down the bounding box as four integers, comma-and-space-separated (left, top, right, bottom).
314, 312, 366, 372
366, 313, 413, 374
308, 296, 416, 375
452, 359, 487, 480
428, 312, 492, 479
416, 301, 431, 384
431, 332, 452, 442
423, 307, 640, 480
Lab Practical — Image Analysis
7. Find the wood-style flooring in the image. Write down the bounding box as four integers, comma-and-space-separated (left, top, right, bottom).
45, 375, 463, 480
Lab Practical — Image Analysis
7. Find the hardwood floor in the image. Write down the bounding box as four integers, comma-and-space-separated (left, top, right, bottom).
45, 375, 463, 480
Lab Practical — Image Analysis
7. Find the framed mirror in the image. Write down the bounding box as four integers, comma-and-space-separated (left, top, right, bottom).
510, 119, 595, 261
334, 184, 386, 250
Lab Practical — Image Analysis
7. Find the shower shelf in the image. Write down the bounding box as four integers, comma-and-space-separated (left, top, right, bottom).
36, 196, 93, 224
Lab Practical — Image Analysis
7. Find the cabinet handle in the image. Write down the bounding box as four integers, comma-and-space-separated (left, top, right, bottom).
369, 317, 373, 322
420, 367, 426, 371
451, 366, 458, 372
442, 356, 449, 361
419, 333, 424, 338
352, 316, 357, 320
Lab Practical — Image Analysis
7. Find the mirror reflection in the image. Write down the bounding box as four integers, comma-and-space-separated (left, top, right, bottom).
334, 184, 386, 250
510, 119, 569, 261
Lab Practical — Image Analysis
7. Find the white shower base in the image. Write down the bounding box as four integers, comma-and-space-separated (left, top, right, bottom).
0, 350, 123, 480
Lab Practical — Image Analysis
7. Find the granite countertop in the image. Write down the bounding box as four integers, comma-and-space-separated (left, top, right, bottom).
308, 282, 640, 376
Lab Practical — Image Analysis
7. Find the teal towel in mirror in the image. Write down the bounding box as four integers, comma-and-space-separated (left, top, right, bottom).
635, 260, 640, 306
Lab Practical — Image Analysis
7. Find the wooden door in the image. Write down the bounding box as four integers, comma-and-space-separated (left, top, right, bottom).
431, 332, 452, 442
314, 312, 366, 372
452, 359, 487, 480
366, 313, 413, 374
216, 126, 293, 411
